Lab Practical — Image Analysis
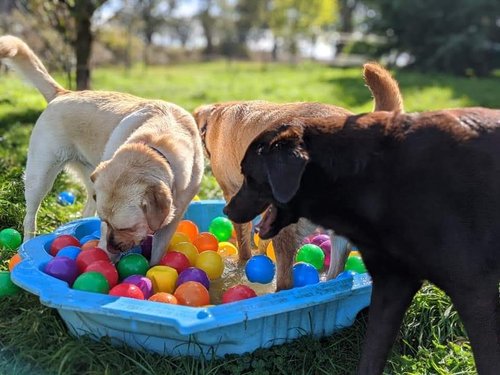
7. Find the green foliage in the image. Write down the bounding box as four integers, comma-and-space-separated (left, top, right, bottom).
365, 0, 500, 76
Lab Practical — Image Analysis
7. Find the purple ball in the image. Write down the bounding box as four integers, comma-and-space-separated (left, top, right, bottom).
311, 234, 330, 247
140, 234, 153, 261
44, 256, 79, 286
176, 267, 210, 290
123, 274, 153, 298
320, 240, 332, 268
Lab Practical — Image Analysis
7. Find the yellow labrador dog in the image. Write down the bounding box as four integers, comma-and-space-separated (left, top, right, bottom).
0, 35, 204, 264
193, 63, 403, 290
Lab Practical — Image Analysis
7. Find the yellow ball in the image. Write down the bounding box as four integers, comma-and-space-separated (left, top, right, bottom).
169, 241, 199, 266
253, 232, 260, 247
266, 241, 276, 262
146, 265, 178, 293
168, 232, 191, 251
195, 251, 224, 280
192, 195, 201, 201
349, 251, 361, 257
218, 241, 238, 257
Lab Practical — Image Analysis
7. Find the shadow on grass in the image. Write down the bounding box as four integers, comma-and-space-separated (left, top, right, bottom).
0, 108, 40, 132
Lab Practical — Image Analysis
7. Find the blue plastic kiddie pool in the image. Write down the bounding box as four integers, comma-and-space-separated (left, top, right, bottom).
11, 200, 372, 357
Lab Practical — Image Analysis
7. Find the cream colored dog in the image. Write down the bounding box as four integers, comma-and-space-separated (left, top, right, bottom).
0, 35, 204, 264
193, 63, 403, 290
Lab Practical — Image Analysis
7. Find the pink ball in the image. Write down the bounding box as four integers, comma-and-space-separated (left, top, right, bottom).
320, 240, 331, 268
311, 234, 330, 246
222, 284, 257, 304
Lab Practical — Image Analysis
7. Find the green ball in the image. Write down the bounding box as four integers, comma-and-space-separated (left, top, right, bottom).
295, 244, 325, 270
209, 216, 234, 242
116, 254, 149, 280
72, 272, 110, 294
0, 271, 21, 297
345, 256, 367, 274
0, 228, 22, 250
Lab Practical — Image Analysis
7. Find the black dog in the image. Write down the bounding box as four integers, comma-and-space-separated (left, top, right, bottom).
224, 108, 500, 374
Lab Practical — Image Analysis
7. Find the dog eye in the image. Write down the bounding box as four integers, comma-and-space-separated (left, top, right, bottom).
257, 145, 264, 155
92, 193, 96, 201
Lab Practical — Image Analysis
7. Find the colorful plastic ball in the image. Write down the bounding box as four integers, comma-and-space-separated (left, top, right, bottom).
56, 245, 81, 260
44, 256, 79, 286
195, 251, 224, 280
149, 292, 178, 304
193, 232, 219, 253
311, 234, 330, 246
266, 241, 276, 262
8, 253, 21, 271
344, 255, 367, 274
245, 255, 275, 284
295, 244, 325, 271
208, 216, 234, 242
57, 191, 75, 206
0, 271, 21, 296
222, 284, 257, 304
177, 220, 199, 243
116, 253, 149, 279
350, 250, 361, 257
84, 260, 119, 288
336, 270, 357, 280
50, 235, 80, 256
169, 242, 198, 266
253, 232, 260, 247
159, 251, 190, 274
174, 281, 210, 307
75, 247, 109, 273
79, 234, 99, 245
140, 234, 153, 260
0, 228, 22, 250
81, 240, 100, 251
123, 275, 153, 299
176, 267, 210, 290
192, 195, 201, 201
319, 240, 331, 269
293, 263, 320, 288
218, 241, 238, 257
109, 283, 145, 300
146, 265, 178, 293
73, 271, 110, 294
168, 232, 191, 250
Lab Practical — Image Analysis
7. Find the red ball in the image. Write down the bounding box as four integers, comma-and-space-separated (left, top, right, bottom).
159, 251, 191, 274
109, 283, 145, 300
50, 235, 80, 256
76, 247, 109, 273
222, 284, 257, 304
84, 260, 119, 288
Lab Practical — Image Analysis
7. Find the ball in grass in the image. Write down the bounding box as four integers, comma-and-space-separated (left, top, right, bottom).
8, 253, 21, 271
0, 271, 21, 296
222, 284, 257, 304
123, 275, 153, 299
344, 255, 367, 274
116, 253, 149, 279
44, 257, 79, 286
174, 281, 210, 307
293, 263, 320, 288
0, 228, 22, 250
72, 271, 110, 294
295, 244, 325, 270
208, 216, 234, 242
57, 191, 75, 206
245, 255, 275, 284
109, 283, 145, 300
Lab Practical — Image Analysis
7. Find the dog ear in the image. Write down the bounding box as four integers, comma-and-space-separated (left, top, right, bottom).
142, 183, 174, 231
193, 104, 217, 130
263, 134, 309, 204
90, 161, 109, 183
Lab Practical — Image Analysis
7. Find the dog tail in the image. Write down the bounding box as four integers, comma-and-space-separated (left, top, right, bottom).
0, 35, 67, 103
363, 62, 404, 113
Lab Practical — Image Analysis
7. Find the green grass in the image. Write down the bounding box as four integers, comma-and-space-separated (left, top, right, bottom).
0, 61, 499, 374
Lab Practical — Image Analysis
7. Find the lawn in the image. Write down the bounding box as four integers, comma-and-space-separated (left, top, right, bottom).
0, 61, 498, 374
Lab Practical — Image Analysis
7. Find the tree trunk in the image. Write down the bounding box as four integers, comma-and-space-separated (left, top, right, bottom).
75, 16, 92, 90
336, 0, 357, 56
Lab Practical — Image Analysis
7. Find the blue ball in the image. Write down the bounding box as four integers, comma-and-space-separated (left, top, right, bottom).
245, 255, 276, 284
57, 191, 75, 206
293, 262, 320, 288
335, 270, 357, 280
79, 234, 100, 245
56, 245, 81, 260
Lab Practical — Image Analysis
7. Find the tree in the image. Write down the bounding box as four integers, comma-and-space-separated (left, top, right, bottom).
19, 0, 107, 90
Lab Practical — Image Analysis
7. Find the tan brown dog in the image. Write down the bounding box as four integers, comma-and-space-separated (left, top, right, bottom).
193, 63, 403, 290
0, 35, 204, 265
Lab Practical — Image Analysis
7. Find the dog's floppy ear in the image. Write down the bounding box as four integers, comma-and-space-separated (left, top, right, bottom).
262, 125, 309, 204
90, 161, 109, 183
192, 104, 217, 130
142, 182, 174, 231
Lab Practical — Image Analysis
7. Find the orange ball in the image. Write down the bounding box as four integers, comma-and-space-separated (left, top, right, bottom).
81, 240, 99, 251
193, 232, 219, 253
266, 241, 276, 262
8, 253, 21, 271
176, 220, 199, 243
148, 292, 178, 304
174, 281, 210, 307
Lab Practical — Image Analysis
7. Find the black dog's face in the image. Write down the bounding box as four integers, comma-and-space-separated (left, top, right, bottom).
224, 124, 309, 239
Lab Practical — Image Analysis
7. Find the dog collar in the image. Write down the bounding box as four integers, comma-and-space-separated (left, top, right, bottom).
146, 144, 170, 165
200, 122, 211, 158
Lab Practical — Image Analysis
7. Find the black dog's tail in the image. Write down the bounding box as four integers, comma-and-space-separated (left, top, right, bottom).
363, 62, 404, 113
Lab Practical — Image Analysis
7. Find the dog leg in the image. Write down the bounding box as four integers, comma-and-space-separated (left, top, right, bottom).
234, 221, 253, 261
448, 282, 500, 375
326, 231, 350, 280
273, 223, 303, 291
358, 272, 422, 375
66, 161, 96, 217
